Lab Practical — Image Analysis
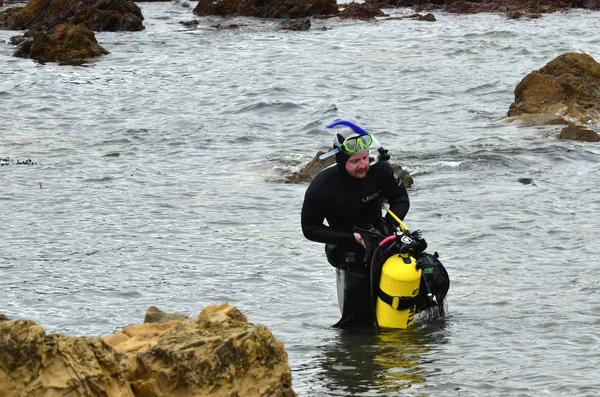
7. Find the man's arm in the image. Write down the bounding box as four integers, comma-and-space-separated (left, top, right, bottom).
301, 186, 355, 245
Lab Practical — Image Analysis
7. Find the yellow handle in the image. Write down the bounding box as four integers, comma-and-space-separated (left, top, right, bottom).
386, 208, 409, 233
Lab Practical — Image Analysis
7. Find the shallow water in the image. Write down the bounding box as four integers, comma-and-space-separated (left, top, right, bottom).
1, 4, 600, 396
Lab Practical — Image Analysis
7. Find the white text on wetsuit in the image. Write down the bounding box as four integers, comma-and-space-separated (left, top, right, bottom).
362, 190, 382, 203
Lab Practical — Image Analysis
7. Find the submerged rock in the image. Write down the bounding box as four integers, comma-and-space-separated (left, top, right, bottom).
338, 3, 386, 19
278, 17, 311, 30
363, 0, 600, 13
13, 24, 109, 64
0, 0, 145, 31
559, 123, 600, 142
0, 303, 297, 397
144, 305, 190, 323
193, 0, 338, 18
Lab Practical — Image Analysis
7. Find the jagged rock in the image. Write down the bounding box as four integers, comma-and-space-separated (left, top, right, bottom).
12, 24, 109, 63
338, 3, 386, 19
505, 10, 541, 19
144, 306, 189, 323
179, 19, 199, 26
193, 0, 338, 18
0, 0, 145, 31
508, 52, 600, 125
0, 303, 297, 397
415, 12, 436, 21
444, 0, 561, 14
385, 12, 436, 21
278, 17, 311, 30
285, 151, 413, 188
559, 123, 600, 142
364, 0, 600, 13
211, 23, 241, 29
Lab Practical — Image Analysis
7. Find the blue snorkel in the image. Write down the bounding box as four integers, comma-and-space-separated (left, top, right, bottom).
326, 120, 371, 135
319, 120, 378, 160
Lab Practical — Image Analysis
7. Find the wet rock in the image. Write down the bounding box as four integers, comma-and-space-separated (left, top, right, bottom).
559, 123, 600, 142
363, 0, 600, 11
518, 177, 534, 185
0, 0, 145, 31
193, 0, 338, 18
285, 151, 414, 188
415, 12, 436, 21
212, 23, 241, 29
508, 52, 600, 125
444, 0, 561, 14
505, 10, 542, 19
8, 34, 29, 45
0, 302, 297, 397
144, 306, 190, 323
12, 24, 109, 64
385, 12, 436, 21
338, 3, 386, 19
179, 19, 199, 26
278, 17, 311, 30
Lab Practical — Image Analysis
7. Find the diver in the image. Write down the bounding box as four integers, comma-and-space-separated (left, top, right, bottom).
301, 120, 410, 329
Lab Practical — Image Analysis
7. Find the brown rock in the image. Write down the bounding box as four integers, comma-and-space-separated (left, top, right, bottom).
444, 0, 564, 14
193, 0, 338, 18
0, 303, 297, 397
559, 123, 600, 142
13, 24, 109, 63
417, 12, 436, 21
0, 319, 134, 397
0, 0, 145, 31
365, 0, 600, 11
286, 151, 332, 183
338, 3, 386, 19
278, 17, 311, 30
508, 52, 600, 125
144, 306, 190, 323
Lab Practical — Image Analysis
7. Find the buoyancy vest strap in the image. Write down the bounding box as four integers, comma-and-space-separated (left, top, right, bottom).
378, 289, 420, 311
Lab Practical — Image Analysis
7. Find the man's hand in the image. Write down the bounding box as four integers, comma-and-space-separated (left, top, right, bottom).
354, 232, 366, 249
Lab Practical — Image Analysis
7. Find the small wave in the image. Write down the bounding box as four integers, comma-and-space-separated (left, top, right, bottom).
81, 176, 115, 183
463, 30, 518, 39
233, 101, 303, 115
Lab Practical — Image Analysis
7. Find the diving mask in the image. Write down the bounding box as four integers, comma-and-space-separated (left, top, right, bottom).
319, 120, 382, 160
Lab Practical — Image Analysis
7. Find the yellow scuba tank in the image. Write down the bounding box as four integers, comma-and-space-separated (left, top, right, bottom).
375, 252, 422, 329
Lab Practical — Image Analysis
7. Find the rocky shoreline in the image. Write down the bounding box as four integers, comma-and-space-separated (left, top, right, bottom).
0, 303, 297, 397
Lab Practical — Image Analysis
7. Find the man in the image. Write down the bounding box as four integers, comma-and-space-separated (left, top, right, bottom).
301, 120, 410, 328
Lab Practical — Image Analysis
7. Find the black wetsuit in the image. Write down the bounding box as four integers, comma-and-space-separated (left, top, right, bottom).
301, 160, 410, 328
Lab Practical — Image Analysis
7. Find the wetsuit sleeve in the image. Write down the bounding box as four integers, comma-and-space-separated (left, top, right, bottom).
380, 163, 410, 221
301, 181, 355, 245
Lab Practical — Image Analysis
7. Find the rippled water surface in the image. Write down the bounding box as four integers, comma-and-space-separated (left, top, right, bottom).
2, 4, 600, 396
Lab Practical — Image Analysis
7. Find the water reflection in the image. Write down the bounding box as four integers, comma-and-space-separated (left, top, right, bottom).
318, 320, 448, 396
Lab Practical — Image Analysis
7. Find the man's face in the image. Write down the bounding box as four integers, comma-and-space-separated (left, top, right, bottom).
345, 150, 370, 179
